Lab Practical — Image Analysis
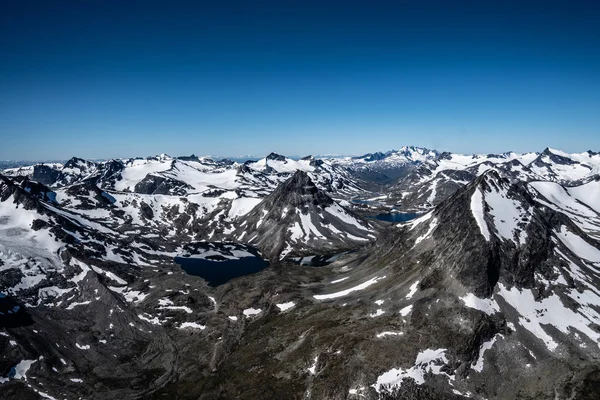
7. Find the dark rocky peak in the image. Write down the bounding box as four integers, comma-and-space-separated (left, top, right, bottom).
176, 154, 200, 162
475, 169, 512, 193
0, 173, 16, 201
355, 151, 387, 162
485, 153, 503, 158
398, 145, 439, 156
216, 158, 235, 166
267, 170, 333, 208
309, 158, 324, 168
537, 147, 577, 166
437, 151, 453, 160
32, 164, 62, 186
65, 182, 117, 208
505, 158, 524, 167
266, 152, 287, 162
124, 157, 143, 166
236, 163, 254, 175
441, 168, 476, 182
11, 176, 57, 203
134, 174, 192, 196
300, 155, 313, 161
103, 159, 124, 171
0, 174, 48, 210
82, 159, 124, 188
63, 157, 96, 170
376, 170, 533, 297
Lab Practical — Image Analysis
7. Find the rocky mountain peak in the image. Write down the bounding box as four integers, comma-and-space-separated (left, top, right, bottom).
62, 156, 93, 169
266, 152, 287, 162
269, 170, 333, 207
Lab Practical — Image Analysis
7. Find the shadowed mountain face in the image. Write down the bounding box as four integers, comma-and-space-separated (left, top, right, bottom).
1, 148, 600, 399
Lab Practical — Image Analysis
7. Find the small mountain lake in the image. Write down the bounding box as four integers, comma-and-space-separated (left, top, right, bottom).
175, 256, 269, 286
369, 212, 420, 223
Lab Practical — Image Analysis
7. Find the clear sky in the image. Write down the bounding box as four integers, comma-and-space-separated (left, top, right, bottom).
1, 0, 599, 160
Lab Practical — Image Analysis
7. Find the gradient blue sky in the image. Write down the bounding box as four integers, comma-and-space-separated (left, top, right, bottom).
1, 0, 599, 160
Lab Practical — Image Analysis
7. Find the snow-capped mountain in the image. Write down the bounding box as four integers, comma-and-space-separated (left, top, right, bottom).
389, 148, 600, 211
231, 170, 376, 260
1, 146, 600, 399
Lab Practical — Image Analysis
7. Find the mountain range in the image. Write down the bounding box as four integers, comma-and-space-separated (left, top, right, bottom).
1, 146, 599, 399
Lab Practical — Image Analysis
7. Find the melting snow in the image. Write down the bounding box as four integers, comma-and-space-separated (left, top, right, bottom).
497, 283, 600, 350
372, 348, 452, 392
405, 281, 419, 299
243, 308, 262, 317
470, 188, 490, 241
472, 335, 500, 372
178, 322, 206, 330
555, 226, 600, 262
12, 359, 37, 379
330, 277, 349, 284
399, 305, 413, 317
313, 276, 386, 300
460, 293, 500, 315
307, 355, 318, 375
376, 331, 404, 338
276, 302, 295, 312
369, 309, 385, 317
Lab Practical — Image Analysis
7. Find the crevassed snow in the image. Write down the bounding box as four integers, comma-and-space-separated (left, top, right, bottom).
372, 348, 451, 392
313, 276, 386, 300
470, 188, 490, 241
460, 293, 500, 315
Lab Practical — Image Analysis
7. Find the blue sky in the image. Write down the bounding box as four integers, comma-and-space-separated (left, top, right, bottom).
1, 0, 599, 160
